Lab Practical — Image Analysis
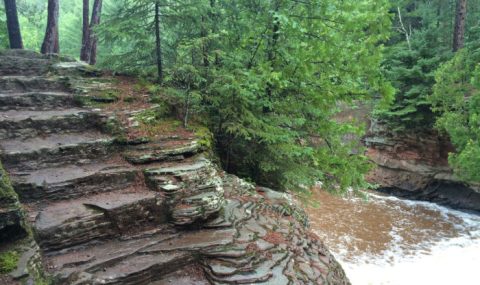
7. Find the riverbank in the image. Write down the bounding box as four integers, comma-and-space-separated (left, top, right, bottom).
365, 120, 480, 213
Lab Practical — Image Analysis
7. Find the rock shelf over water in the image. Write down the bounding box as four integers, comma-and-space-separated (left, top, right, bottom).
0, 49, 349, 285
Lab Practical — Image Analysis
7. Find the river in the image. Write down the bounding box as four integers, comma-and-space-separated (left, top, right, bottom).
306, 190, 480, 285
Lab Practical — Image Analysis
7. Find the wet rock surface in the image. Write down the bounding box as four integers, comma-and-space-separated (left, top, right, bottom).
144, 157, 224, 226
0, 50, 349, 284
365, 120, 480, 212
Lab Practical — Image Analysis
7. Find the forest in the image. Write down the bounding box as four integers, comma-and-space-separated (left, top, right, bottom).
2, 1, 480, 285
1, 0, 479, 193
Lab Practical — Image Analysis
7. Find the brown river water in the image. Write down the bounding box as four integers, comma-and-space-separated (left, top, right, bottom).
306, 190, 480, 285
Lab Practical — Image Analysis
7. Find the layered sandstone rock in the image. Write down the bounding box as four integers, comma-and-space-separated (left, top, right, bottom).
0, 49, 349, 284
365, 121, 480, 212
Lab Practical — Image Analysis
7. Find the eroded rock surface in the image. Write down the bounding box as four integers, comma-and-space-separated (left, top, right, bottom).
0, 50, 349, 284
365, 121, 480, 212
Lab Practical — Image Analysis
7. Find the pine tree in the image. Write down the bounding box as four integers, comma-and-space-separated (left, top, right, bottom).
41, 0, 59, 54
3, 0, 23, 49
80, 0, 90, 61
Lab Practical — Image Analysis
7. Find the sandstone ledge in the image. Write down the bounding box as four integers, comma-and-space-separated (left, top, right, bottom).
0, 49, 350, 285
365, 121, 480, 212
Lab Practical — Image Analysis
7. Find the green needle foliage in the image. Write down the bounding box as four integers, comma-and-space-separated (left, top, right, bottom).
201, 0, 393, 193
1, 0, 394, 194
376, 1, 452, 131
374, 0, 480, 184
380, 28, 452, 130
96, 0, 395, 193
430, 40, 480, 182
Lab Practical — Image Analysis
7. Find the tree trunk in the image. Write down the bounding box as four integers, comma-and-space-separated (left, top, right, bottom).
41, 0, 59, 54
201, 15, 209, 67
453, 0, 467, 52
80, 0, 90, 61
210, 0, 220, 65
88, 0, 103, 65
89, 39, 98, 65
155, 1, 163, 84
264, 0, 280, 113
3, 0, 23, 49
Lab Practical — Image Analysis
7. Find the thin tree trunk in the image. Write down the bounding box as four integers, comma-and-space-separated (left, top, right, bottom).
184, 84, 191, 128
88, 0, 103, 65
3, 0, 23, 49
154, 1, 163, 84
436, 2, 441, 29
41, 0, 59, 54
210, 0, 220, 66
264, 0, 280, 114
90, 39, 98, 65
201, 15, 209, 67
453, 0, 467, 52
80, 0, 90, 61
397, 7, 412, 50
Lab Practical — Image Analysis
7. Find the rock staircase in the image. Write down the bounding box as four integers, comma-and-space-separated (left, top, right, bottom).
0, 50, 350, 285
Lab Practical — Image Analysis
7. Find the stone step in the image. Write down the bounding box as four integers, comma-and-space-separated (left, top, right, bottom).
45, 228, 235, 284
0, 56, 51, 76
88, 252, 194, 285
139, 229, 235, 254
0, 108, 105, 139
0, 49, 46, 58
0, 49, 98, 78
148, 266, 210, 285
124, 140, 200, 165
0, 132, 115, 171
31, 189, 166, 252
46, 231, 179, 278
0, 75, 68, 93
8, 160, 138, 202
0, 91, 77, 110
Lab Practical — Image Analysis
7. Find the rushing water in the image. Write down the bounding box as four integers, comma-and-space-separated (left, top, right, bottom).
306, 190, 480, 285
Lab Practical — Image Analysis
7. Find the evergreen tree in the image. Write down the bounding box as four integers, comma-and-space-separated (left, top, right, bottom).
430, 40, 480, 182
41, 0, 59, 54
80, 0, 90, 61
0, 5, 8, 48
154, 0, 163, 83
453, 0, 468, 52
377, 0, 480, 131
1, 0, 394, 193
87, 0, 102, 64
3, 0, 23, 49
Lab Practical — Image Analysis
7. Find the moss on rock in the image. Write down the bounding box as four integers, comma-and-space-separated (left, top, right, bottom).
0, 161, 18, 203
0, 251, 19, 274
0, 161, 27, 243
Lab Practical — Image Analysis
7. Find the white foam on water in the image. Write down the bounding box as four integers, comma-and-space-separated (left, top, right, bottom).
331, 193, 480, 285
341, 236, 480, 285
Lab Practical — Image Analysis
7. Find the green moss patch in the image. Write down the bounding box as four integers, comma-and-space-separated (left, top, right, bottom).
0, 251, 19, 274
0, 161, 18, 205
